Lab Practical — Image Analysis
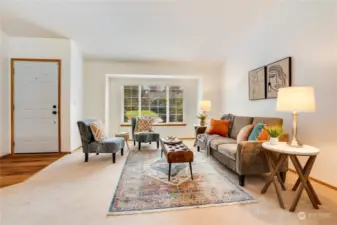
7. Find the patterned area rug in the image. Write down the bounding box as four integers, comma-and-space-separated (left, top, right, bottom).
108, 149, 256, 215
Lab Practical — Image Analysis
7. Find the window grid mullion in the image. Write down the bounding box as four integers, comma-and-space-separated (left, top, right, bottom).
138, 85, 141, 118
166, 86, 170, 123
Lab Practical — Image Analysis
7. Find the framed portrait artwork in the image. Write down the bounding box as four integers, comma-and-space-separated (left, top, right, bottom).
266, 57, 292, 99
248, 66, 266, 100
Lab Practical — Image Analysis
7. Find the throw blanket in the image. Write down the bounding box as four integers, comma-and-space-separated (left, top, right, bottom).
198, 133, 222, 156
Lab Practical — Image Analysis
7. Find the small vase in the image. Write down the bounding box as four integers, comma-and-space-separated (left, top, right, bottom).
270, 137, 279, 145
200, 120, 206, 126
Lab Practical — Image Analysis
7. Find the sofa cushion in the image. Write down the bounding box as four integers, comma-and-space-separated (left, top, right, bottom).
252, 117, 283, 126
217, 144, 238, 160
210, 137, 237, 150
230, 116, 254, 139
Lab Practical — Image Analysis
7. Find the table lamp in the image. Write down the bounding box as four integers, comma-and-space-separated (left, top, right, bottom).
198, 100, 211, 126
199, 100, 211, 112
276, 86, 316, 147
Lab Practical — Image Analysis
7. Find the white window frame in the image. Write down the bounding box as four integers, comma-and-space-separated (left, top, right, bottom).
121, 85, 184, 124
105, 74, 202, 134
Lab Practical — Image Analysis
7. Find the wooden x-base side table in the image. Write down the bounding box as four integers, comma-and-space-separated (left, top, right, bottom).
262, 142, 321, 212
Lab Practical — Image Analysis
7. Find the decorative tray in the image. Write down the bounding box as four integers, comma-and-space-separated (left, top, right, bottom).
162, 137, 182, 145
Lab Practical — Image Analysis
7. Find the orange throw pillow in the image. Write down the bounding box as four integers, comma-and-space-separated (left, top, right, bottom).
206, 119, 231, 137
257, 127, 270, 141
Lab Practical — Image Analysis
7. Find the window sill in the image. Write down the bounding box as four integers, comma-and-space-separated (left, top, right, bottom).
120, 123, 187, 127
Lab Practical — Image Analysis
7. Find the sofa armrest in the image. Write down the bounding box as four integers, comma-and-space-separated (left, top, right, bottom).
236, 140, 288, 175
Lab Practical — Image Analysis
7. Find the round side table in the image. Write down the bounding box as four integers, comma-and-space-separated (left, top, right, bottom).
115, 132, 130, 150
262, 142, 321, 212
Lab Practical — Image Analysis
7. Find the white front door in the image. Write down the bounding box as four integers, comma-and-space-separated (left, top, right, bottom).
13, 61, 59, 153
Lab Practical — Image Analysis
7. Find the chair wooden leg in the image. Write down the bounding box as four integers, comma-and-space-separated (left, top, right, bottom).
157, 141, 159, 148
96, 153, 99, 155
197, 146, 200, 152
189, 162, 193, 180
112, 153, 116, 163
150, 141, 152, 144
138, 142, 141, 150
239, 175, 245, 186
134, 140, 136, 146
168, 163, 171, 181
85, 153, 89, 162
121, 148, 124, 156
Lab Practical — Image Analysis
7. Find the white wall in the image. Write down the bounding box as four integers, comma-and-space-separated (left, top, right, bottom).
0, 24, 10, 157
9, 37, 72, 152
84, 60, 223, 138
222, 1, 337, 186
70, 40, 83, 150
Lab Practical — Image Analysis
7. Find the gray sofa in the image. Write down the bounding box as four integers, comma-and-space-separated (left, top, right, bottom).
196, 114, 288, 186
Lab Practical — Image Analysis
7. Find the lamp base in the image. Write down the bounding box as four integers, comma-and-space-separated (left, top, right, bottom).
287, 138, 303, 148
287, 112, 303, 148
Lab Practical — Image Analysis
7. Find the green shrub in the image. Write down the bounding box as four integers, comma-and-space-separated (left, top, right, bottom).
264, 125, 283, 138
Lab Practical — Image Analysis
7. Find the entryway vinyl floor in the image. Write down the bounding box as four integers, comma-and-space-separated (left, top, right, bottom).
0, 153, 67, 188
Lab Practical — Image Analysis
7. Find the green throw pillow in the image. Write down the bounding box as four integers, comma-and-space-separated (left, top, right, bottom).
248, 123, 265, 141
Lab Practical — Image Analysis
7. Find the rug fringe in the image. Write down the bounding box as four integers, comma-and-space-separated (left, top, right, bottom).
107, 199, 257, 216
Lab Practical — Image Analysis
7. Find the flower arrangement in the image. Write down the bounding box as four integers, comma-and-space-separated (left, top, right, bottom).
196, 112, 207, 126
196, 112, 207, 120
264, 125, 283, 138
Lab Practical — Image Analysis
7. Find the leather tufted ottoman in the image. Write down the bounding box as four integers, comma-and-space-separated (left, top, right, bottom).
160, 138, 194, 181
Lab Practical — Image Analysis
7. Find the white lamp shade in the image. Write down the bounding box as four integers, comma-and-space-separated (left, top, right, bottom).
276, 86, 316, 112
199, 100, 211, 112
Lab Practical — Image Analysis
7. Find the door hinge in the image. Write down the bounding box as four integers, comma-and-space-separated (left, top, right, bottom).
13, 141, 15, 147
13, 105, 15, 110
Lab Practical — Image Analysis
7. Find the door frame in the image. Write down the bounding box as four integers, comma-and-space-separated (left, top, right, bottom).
10, 58, 62, 155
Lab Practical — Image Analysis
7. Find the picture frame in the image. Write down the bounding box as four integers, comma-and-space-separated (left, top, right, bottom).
248, 66, 266, 100
266, 57, 292, 99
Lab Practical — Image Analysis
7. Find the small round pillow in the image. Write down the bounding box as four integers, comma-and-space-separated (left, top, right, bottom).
237, 124, 254, 143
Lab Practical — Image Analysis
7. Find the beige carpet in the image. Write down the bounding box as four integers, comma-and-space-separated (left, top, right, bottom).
0, 140, 336, 225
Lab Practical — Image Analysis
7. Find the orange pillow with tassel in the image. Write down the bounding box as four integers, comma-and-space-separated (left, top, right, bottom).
257, 127, 270, 141
206, 119, 231, 137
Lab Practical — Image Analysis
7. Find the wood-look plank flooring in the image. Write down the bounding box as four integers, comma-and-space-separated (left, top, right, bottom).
0, 153, 68, 188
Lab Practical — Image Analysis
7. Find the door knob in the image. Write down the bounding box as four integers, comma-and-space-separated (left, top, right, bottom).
52, 111, 57, 115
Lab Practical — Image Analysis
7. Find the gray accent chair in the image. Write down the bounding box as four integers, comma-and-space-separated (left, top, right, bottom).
131, 117, 160, 150
77, 119, 125, 163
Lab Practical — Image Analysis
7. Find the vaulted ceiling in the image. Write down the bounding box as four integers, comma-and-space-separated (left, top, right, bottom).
0, 0, 278, 61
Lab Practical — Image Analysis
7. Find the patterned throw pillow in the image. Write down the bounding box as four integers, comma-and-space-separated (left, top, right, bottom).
206, 119, 231, 137
89, 121, 107, 142
237, 124, 254, 143
248, 123, 270, 141
135, 118, 153, 133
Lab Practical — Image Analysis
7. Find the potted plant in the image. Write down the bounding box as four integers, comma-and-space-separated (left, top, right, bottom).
264, 125, 283, 145
196, 112, 207, 126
